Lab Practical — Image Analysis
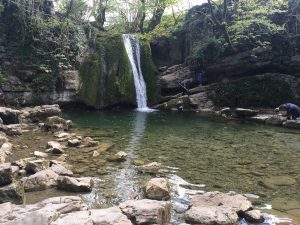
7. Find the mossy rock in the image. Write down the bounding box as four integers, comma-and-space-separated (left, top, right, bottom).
211, 75, 296, 108
79, 34, 158, 109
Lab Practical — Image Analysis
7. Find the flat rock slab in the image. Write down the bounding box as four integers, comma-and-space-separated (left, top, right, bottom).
0, 196, 86, 225
52, 207, 132, 225
283, 120, 300, 130
119, 199, 171, 225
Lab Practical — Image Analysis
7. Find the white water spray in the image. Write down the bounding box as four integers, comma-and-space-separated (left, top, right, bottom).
122, 34, 153, 112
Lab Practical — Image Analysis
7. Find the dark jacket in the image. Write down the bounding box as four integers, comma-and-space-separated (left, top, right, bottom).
278, 103, 300, 119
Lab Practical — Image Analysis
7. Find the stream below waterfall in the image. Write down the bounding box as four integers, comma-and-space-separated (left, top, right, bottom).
9, 110, 300, 224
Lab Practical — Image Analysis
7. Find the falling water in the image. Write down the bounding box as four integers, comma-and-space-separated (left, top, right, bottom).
122, 34, 153, 112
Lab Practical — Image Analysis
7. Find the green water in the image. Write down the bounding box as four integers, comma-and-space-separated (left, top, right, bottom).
64, 110, 300, 222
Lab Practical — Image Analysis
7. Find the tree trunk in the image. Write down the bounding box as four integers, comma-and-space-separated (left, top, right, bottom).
147, 0, 167, 31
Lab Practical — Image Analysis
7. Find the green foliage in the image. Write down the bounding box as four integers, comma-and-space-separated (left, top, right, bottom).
212, 76, 295, 108
141, 14, 185, 40
0, 1, 4, 15
30, 74, 57, 94
188, 37, 226, 65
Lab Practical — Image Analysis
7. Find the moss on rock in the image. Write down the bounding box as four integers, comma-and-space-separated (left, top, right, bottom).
79, 34, 157, 109
212, 75, 296, 108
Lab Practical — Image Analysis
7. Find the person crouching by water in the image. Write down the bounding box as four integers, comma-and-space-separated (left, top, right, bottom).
179, 78, 193, 95
275, 103, 300, 120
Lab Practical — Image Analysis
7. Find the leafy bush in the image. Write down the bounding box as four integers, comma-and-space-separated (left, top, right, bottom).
188, 37, 226, 65
30, 75, 57, 94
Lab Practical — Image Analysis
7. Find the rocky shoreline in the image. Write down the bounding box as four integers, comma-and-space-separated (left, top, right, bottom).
0, 104, 295, 225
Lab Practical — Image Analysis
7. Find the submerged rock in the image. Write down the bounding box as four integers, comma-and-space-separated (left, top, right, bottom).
144, 178, 170, 200
107, 151, 128, 162
137, 162, 168, 174
119, 199, 171, 225
57, 176, 93, 192
259, 176, 297, 189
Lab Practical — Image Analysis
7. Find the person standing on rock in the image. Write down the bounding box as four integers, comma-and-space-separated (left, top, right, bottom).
275, 103, 300, 120
196, 68, 205, 86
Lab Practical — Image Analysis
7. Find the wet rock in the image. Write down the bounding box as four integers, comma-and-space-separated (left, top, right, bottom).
120, 199, 171, 225
107, 151, 128, 162
54, 132, 74, 139
67, 138, 81, 147
185, 205, 239, 225
21, 105, 61, 123
46, 141, 65, 154
249, 115, 270, 123
11, 166, 19, 177
244, 210, 265, 223
265, 116, 285, 126
25, 159, 50, 174
52, 207, 132, 225
34, 151, 48, 158
259, 176, 297, 189
57, 176, 93, 192
160, 66, 193, 89
43, 116, 72, 132
1, 124, 22, 136
0, 107, 20, 124
81, 137, 99, 148
0, 182, 24, 204
0, 163, 13, 186
22, 169, 59, 192
0, 196, 87, 225
50, 164, 73, 177
137, 162, 167, 174
283, 120, 300, 130
232, 108, 258, 118
13, 157, 36, 169
184, 192, 253, 225
145, 178, 170, 200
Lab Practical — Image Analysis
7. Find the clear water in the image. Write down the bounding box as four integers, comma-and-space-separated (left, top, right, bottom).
63, 109, 300, 224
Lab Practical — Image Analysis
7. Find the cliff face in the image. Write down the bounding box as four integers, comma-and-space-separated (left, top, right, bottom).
79, 34, 158, 109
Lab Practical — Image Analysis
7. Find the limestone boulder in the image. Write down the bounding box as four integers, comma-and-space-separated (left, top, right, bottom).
0, 124, 22, 136
184, 192, 254, 225
52, 207, 132, 225
13, 157, 36, 169
67, 138, 81, 147
57, 176, 93, 192
119, 199, 171, 225
0, 132, 8, 146
22, 169, 59, 192
283, 120, 300, 130
160, 66, 193, 89
232, 108, 258, 118
46, 141, 65, 154
43, 116, 72, 132
244, 210, 265, 223
0, 143, 13, 163
145, 178, 170, 200
81, 137, 99, 147
0, 196, 87, 225
0, 107, 20, 124
0, 182, 24, 204
265, 116, 285, 125
34, 151, 48, 158
50, 164, 73, 177
21, 105, 61, 123
0, 163, 13, 186
25, 159, 50, 174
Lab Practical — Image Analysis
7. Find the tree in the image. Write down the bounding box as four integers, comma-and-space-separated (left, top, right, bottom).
207, 0, 235, 50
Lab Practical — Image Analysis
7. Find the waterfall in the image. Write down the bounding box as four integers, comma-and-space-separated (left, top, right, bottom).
122, 34, 153, 112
